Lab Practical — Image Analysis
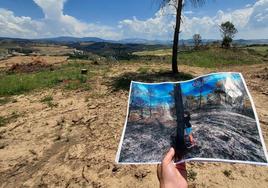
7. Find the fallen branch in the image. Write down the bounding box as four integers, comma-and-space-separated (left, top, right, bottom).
9, 122, 25, 131
82, 166, 90, 184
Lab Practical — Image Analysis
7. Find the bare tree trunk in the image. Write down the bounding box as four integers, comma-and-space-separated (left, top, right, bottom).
148, 88, 152, 118
174, 83, 186, 159
199, 90, 202, 109
140, 108, 143, 118
172, 0, 183, 74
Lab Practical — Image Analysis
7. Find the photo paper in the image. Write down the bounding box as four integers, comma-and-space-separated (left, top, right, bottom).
116, 72, 268, 165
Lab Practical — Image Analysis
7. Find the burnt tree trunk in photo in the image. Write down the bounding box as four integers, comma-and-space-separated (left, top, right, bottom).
140, 108, 144, 119
174, 83, 186, 159
193, 77, 204, 109
148, 86, 153, 118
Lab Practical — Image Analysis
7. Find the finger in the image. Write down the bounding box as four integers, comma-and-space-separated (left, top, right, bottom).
162, 148, 175, 165
157, 164, 162, 181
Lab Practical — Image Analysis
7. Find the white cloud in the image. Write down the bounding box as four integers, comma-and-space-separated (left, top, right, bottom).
118, 5, 176, 40
0, 0, 121, 39
0, 0, 268, 40
33, 0, 66, 19
0, 8, 42, 37
119, 0, 268, 40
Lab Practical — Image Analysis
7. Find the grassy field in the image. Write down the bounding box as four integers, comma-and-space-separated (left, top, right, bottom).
133, 47, 265, 68
179, 48, 264, 67
0, 45, 267, 97
243, 46, 268, 56
0, 62, 91, 96
133, 49, 172, 56
0, 43, 268, 187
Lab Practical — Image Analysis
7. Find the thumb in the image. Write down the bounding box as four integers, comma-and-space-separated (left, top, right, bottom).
163, 148, 175, 165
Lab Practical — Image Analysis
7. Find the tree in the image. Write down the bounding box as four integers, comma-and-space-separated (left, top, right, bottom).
131, 84, 147, 118
147, 86, 154, 118
193, 34, 202, 49
160, 0, 205, 73
220, 21, 238, 48
193, 77, 204, 109
214, 80, 226, 104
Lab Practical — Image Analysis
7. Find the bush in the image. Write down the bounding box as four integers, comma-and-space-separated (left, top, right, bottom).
187, 169, 197, 181
40, 95, 53, 103
223, 170, 232, 177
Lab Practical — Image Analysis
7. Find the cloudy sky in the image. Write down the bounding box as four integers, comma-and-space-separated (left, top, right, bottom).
0, 0, 267, 40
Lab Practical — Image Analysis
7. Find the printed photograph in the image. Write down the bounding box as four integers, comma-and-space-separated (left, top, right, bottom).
181, 73, 267, 162
118, 82, 177, 163
117, 73, 268, 164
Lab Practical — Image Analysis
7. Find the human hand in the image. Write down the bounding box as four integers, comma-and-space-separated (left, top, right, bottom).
157, 148, 188, 188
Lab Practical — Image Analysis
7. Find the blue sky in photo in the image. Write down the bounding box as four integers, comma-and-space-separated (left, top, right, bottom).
180, 73, 242, 97
131, 73, 242, 107
0, 0, 267, 39
131, 82, 174, 107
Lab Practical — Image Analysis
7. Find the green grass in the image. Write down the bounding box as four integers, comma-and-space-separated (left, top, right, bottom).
40, 95, 58, 108
137, 67, 150, 74
40, 95, 53, 103
187, 169, 197, 181
244, 46, 268, 56
134, 47, 265, 68
111, 70, 193, 91
47, 101, 58, 108
0, 116, 5, 127
179, 48, 263, 68
245, 46, 268, 52
133, 49, 172, 56
0, 62, 92, 96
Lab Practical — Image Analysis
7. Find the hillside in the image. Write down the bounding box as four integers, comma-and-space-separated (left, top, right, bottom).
0, 41, 267, 187
1, 36, 268, 45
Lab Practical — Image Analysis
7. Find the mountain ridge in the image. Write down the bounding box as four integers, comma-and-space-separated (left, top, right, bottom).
0, 36, 268, 45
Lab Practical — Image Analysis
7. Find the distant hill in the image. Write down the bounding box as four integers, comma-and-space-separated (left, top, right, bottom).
39, 37, 268, 46
0, 36, 268, 45
68, 42, 169, 59
39, 37, 171, 45
233, 39, 268, 45
118, 38, 171, 45
40, 36, 107, 43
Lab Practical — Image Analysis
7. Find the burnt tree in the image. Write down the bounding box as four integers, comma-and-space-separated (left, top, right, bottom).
174, 83, 186, 159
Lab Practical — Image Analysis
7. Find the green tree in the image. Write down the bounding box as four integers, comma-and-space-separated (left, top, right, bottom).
160, 0, 205, 73
220, 21, 238, 48
193, 34, 202, 49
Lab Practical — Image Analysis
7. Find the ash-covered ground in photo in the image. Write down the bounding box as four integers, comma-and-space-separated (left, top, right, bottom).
184, 108, 267, 163
118, 117, 176, 163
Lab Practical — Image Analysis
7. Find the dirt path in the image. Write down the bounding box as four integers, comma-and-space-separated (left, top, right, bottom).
0, 62, 267, 187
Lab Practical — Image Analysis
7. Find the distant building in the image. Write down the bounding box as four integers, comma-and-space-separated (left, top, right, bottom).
73, 49, 84, 55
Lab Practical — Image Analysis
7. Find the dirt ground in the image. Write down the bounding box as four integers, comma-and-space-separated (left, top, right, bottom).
0, 56, 68, 69
31, 45, 74, 56
0, 61, 268, 188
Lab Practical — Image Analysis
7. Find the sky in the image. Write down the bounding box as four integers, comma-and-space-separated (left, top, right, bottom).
180, 73, 242, 97
0, 0, 268, 40
131, 73, 242, 107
